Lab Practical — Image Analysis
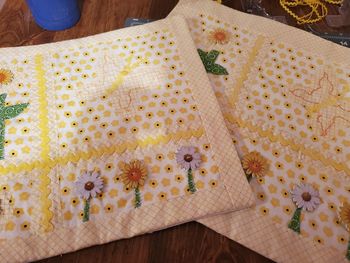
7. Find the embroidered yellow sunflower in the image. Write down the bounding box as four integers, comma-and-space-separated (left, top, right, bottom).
242, 151, 268, 178
0, 69, 14, 85
339, 202, 350, 232
208, 28, 231, 45
121, 159, 148, 189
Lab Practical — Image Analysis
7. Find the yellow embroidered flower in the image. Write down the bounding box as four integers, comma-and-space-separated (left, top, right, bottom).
208, 28, 231, 45
339, 202, 350, 232
242, 151, 268, 178
0, 69, 14, 85
121, 160, 148, 189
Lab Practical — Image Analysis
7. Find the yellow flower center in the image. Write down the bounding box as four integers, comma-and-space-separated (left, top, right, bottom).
302, 192, 312, 202
84, 181, 95, 191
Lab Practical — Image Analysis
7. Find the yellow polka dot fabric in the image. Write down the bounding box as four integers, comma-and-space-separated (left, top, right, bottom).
0, 17, 253, 262
170, 1, 350, 262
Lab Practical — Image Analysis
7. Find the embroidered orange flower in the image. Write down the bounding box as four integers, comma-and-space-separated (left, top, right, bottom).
121, 159, 148, 189
339, 202, 350, 232
0, 69, 14, 85
242, 151, 268, 178
208, 28, 231, 45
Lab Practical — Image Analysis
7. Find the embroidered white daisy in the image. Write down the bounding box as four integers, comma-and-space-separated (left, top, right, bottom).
76, 171, 104, 200
176, 146, 202, 170
291, 183, 320, 212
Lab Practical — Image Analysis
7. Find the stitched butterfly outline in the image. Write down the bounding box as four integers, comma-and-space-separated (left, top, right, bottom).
289, 72, 350, 136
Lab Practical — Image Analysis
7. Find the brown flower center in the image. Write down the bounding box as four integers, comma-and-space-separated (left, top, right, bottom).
302, 192, 312, 202
214, 32, 226, 41
128, 168, 142, 181
84, 181, 95, 191
249, 161, 262, 172
184, 154, 193, 162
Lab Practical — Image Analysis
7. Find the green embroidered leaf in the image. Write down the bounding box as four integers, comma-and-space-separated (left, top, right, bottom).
1, 103, 29, 119
0, 93, 29, 159
211, 64, 228, 75
346, 239, 350, 260
198, 48, 207, 59
0, 93, 7, 105
197, 48, 228, 75
288, 207, 302, 233
207, 50, 220, 61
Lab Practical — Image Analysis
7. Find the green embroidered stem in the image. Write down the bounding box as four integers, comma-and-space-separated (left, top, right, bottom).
0, 93, 29, 160
135, 187, 142, 208
187, 168, 197, 194
83, 198, 91, 222
346, 238, 350, 261
288, 207, 302, 233
197, 49, 228, 75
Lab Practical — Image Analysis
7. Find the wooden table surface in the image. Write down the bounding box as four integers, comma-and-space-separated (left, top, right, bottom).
0, 0, 347, 262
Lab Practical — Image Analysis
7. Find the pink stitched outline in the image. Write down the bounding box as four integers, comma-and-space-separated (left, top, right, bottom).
317, 114, 350, 136
289, 72, 334, 104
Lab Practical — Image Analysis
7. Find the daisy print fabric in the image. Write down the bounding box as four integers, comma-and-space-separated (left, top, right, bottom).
170, 1, 350, 262
0, 16, 253, 262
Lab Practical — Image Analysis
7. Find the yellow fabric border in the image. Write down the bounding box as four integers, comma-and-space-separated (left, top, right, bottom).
229, 35, 266, 107
35, 55, 53, 232
224, 113, 350, 175
0, 127, 204, 175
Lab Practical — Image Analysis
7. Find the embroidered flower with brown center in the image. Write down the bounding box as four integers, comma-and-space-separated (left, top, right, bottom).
176, 146, 201, 171
121, 159, 148, 208
76, 171, 104, 200
208, 28, 231, 45
291, 183, 320, 212
121, 159, 148, 189
0, 69, 14, 85
242, 151, 268, 178
288, 183, 321, 234
176, 146, 202, 193
75, 170, 104, 222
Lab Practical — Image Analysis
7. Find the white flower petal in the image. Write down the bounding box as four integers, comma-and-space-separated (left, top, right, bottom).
183, 162, 191, 170
304, 202, 313, 211
296, 200, 304, 208
187, 146, 195, 155
82, 191, 91, 200
312, 197, 321, 205
89, 189, 97, 198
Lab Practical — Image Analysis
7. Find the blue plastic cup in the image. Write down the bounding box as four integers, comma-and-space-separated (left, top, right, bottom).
26, 0, 81, 31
